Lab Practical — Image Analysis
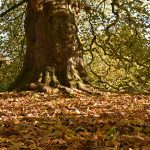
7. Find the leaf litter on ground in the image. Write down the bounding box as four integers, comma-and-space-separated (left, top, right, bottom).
0, 90, 149, 150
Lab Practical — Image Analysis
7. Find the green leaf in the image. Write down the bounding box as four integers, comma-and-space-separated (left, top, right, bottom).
106, 127, 116, 136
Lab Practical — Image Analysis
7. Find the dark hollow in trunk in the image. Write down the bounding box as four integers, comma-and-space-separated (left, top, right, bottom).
8, 0, 87, 91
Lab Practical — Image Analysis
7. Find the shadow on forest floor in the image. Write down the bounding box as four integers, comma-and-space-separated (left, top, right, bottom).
0, 91, 150, 149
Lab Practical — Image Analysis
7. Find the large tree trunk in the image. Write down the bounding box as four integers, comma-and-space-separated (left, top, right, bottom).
8, 0, 87, 91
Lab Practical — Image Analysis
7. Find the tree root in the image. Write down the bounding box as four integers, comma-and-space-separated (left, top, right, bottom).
57, 85, 76, 98
17, 83, 52, 93
14, 82, 102, 97
77, 82, 102, 95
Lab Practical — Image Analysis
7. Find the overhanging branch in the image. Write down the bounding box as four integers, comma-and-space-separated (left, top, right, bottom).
0, 0, 27, 18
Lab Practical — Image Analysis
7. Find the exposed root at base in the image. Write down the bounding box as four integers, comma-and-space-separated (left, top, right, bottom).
18, 83, 52, 93
15, 82, 102, 97
77, 83, 102, 95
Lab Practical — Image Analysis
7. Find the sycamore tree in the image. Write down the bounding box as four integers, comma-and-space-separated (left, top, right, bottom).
1, 0, 91, 93
0, 0, 149, 93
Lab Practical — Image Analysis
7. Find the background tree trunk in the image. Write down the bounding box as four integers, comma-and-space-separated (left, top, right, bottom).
8, 0, 87, 91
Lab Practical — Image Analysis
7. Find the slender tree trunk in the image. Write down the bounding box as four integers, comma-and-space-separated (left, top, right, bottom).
9, 0, 87, 91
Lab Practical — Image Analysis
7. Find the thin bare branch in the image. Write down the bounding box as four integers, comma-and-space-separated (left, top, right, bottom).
0, 0, 27, 18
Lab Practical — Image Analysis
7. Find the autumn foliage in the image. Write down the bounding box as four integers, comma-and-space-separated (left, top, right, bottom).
0, 91, 149, 149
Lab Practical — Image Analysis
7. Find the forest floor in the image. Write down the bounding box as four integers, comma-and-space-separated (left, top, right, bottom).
0, 90, 149, 150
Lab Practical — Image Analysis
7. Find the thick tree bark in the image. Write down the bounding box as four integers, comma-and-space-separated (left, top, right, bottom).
8, 0, 88, 91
